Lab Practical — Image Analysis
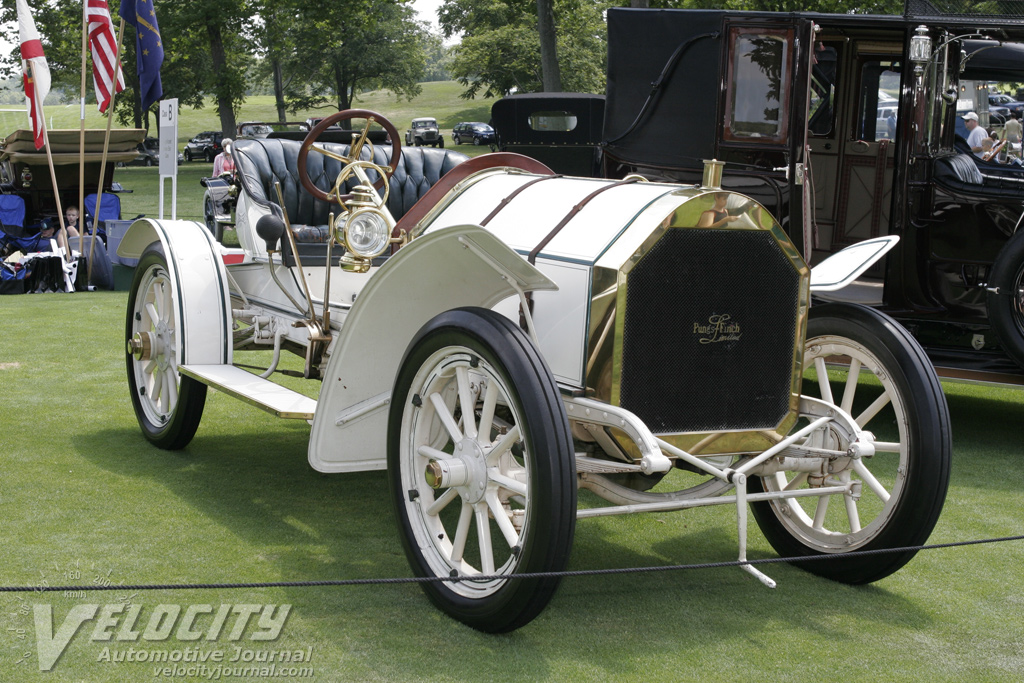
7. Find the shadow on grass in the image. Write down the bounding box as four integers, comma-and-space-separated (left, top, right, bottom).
71, 424, 933, 659
74, 425, 403, 577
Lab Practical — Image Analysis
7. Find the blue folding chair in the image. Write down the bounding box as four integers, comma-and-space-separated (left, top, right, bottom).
83, 192, 121, 240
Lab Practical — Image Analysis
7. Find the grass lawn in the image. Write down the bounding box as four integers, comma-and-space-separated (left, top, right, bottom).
9, 81, 498, 146
2, 289, 1024, 682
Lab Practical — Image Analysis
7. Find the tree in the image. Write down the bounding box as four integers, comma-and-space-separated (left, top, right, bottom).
250, 0, 301, 122
283, 0, 426, 113
537, 0, 561, 91
439, 0, 608, 98
421, 30, 452, 82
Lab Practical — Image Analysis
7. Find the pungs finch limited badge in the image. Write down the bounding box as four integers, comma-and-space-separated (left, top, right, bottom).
693, 314, 741, 344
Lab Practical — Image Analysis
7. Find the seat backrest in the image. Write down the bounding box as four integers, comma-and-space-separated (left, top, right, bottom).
233, 138, 468, 229
0, 194, 26, 231
84, 193, 121, 222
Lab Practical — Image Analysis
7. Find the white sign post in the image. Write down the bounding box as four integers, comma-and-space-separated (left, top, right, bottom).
158, 98, 179, 219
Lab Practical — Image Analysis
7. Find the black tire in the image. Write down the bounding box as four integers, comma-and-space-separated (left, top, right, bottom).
125, 243, 207, 449
388, 307, 576, 633
205, 149, 213, 162
146, 157, 154, 167
453, 135, 461, 145
473, 137, 482, 146
986, 230, 1024, 370
749, 302, 951, 584
184, 150, 192, 162
203, 195, 223, 242
439, 137, 444, 148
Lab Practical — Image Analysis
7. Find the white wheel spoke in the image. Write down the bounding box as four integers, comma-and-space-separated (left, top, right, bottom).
486, 492, 520, 549
164, 368, 178, 407
456, 367, 478, 440
486, 425, 521, 466
873, 440, 901, 453
159, 370, 172, 410
814, 357, 834, 404
478, 381, 499, 445
475, 504, 495, 574
840, 358, 861, 415
425, 488, 459, 517
842, 472, 862, 533
450, 501, 473, 563
151, 364, 163, 398
783, 471, 809, 491
145, 302, 160, 327
487, 469, 528, 498
853, 459, 891, 502
417, 445, 451, 462
162, 283, 173, 321
144, 359, 157, 377
855, 390, 891, 428
812, 493, 830, 530
429, 391, 463, 442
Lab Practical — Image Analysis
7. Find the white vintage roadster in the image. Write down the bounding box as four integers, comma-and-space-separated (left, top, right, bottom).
118, 111, 951, 633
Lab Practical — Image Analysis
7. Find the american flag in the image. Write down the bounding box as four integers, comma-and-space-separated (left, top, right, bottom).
87, 0, 125, 113
16, 0, 49, 150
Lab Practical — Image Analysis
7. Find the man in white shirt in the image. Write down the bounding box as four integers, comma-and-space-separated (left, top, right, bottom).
1004, 112, 1022, 144
963, 112, 988, 158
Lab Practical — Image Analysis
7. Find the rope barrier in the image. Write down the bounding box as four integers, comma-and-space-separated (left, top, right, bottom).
3, 534, 1022, 594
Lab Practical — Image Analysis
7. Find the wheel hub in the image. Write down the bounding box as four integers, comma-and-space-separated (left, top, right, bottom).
127, 331, 153, 361
425, 437, 489, 504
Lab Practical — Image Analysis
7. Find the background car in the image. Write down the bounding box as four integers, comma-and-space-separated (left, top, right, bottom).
405, 117, 443, 147
237, 122, 273, 138
990, 92, 1024, 117
119, 137, 159, 167
183, 131, 223, 162
452, 122, 496, 146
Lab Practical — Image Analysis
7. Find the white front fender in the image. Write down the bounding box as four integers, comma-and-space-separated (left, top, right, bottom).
308, 224, 556, 473
810, 235, 899, 293
117, 218, 233, 366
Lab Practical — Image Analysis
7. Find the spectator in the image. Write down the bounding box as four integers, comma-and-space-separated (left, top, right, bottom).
212, 138, 235, 177
963, 112, 988, 158
64, 205, 80, 238
1005, 112, 1022, 145
697, 193, 740, 228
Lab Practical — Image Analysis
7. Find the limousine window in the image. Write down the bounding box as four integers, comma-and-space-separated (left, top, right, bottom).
724, 27, 793, 143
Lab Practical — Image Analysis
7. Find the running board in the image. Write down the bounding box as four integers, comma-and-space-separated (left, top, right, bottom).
179, 364, 317, 419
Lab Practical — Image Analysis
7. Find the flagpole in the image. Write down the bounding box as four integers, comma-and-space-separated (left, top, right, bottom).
90, 17, 126, 271
79, 0, 90, 285
30, 60, 73, 292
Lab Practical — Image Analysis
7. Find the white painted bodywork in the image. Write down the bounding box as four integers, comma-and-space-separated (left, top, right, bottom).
810, 235, 900, 292
117, 218, 233, 366
307, 224, 556, 473
419, 172, 688, 385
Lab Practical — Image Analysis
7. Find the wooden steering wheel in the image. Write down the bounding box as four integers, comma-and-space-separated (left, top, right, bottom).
297, 109, 402, 206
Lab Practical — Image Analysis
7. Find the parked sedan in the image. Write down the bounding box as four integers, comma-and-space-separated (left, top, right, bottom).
990, 92, 1024, 117
121, 137, 159, 167
452, 122, 496, 146
183, 131, 223, 162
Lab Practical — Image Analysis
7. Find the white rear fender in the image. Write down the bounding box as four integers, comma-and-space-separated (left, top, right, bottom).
810, 235, 899, 292
308, 224, 557, 473
117, 218, 233, 366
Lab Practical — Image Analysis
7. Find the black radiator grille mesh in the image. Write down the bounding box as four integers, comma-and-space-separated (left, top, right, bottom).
619, 228, 800, 434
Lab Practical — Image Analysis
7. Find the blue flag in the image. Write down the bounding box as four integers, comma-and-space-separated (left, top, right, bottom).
119, 0, 163, 110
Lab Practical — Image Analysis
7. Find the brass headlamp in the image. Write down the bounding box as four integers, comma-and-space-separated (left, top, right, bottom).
337, 184, 395, 272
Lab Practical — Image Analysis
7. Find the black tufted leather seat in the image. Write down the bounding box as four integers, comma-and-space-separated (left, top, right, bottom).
934, 152, 1024, 199
233, 138, 468, 243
